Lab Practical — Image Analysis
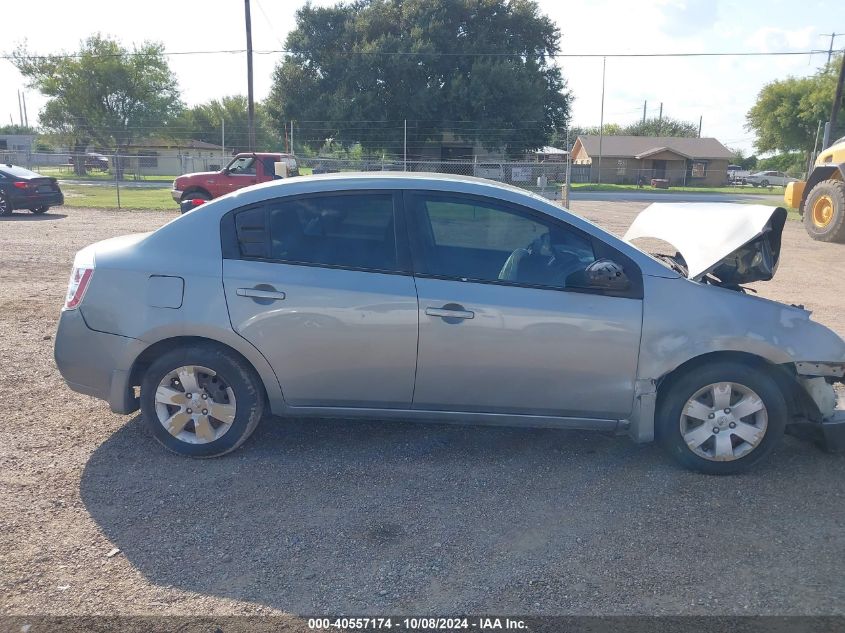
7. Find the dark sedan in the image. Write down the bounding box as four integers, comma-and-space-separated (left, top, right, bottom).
0, 164, 64, 216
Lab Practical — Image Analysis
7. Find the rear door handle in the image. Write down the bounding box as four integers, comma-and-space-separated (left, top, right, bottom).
237, 287, 286, 301
425, 305, 474, 320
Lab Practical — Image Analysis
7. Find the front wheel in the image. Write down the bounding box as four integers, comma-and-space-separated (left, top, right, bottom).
140, 344, 265, 457
181, 190, 211, 203
656, 362, 786, 474
761, 179, 770, 187
803, 180, 845, 243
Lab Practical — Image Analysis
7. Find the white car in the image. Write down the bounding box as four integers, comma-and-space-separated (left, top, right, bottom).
745, 171, 796, 188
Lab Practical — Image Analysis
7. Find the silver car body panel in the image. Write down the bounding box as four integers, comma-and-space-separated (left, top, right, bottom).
53, 173, 845, 443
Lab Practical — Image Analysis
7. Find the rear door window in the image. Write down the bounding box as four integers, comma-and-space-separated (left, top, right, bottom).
230, 193, 401, 273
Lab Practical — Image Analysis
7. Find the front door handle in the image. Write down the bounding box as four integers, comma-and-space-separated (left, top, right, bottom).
425, 304, 474, 320
237, 287, 286, 301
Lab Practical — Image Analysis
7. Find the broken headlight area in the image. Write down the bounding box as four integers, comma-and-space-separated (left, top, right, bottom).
789, 362, 845, 452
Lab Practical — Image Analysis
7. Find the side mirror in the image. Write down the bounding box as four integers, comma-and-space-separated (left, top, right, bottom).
567, 258, 631, 291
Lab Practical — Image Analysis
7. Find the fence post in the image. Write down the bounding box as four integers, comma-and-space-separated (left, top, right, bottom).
114, 153, 121, 210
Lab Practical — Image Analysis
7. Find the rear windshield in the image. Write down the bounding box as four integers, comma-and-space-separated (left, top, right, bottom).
0, 165, 45, 179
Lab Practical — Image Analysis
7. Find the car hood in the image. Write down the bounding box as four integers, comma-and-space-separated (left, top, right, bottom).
623, 203, 788, 284
176, 171, 220, 183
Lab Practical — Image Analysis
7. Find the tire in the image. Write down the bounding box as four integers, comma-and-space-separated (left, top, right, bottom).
656, 361, 787, 475
181, 190, 211, 202
139, 343, 265, 457
761, 179, 770, 188
0, 191, 11, 216
803, 180, 845, 243
29, 206, 49, 215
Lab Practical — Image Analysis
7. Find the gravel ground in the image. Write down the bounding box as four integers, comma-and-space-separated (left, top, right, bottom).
1, 203, 844, 619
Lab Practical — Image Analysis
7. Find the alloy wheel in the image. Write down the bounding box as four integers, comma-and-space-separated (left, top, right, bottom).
679, 382, 768, 462
154, 365, 237, 444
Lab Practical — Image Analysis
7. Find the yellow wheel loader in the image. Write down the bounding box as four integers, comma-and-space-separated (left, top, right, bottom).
785, 136, 845, 242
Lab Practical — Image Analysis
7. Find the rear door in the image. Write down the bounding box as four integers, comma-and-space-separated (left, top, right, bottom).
222, 190, 419, 408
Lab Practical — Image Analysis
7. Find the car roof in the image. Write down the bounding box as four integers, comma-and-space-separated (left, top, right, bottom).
0, 164, 45, 179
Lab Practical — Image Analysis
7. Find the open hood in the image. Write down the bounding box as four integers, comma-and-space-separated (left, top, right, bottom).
623, 203, 788, 284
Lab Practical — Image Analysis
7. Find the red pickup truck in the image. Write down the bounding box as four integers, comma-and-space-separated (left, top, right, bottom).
171, 152, 299, 204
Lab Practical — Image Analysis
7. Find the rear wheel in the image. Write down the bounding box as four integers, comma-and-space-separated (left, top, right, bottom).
656, 362, 786, 474
0, 191, 11, 216
29, 206, 49, 215
761, 179, 770, 187
803, 180, 845, 243
140, 344, 265, 457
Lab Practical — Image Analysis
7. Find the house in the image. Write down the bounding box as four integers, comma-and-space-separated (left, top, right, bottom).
0, 134, 36, 164
570, 135, 733, 186
116, 138, 228, 177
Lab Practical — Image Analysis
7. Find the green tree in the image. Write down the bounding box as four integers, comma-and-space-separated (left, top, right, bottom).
166, 96, 282, 154
746, 54, 844, 155
12, 34, 181, 174
728, 147, 757, 170
623, 116, 698, 137
0, 124, 39, 135
268, 0, 571, 157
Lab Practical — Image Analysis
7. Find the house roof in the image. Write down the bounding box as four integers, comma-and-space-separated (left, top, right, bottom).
537, 146, 567, 154
126, 137, 224, 151
574, 135, 732, 160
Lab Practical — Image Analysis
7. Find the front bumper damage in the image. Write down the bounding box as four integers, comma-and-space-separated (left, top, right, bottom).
794, 362, 845, 452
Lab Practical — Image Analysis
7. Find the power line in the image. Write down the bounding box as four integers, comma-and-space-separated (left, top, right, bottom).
3, 47, 843, 61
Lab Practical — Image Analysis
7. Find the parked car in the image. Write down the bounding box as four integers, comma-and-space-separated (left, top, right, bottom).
727, 164, 750, 185
745, 170, 796, 187
0, 164, 64, 216
54, 175, 845, 474
171, 152, 299, 204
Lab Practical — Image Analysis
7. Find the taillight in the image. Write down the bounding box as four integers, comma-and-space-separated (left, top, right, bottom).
190, 198, 206, 207
13, 181, 28, 189
64, 267, 94, 310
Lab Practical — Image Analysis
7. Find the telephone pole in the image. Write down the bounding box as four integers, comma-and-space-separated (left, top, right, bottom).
642, 100, 647, 124
597, 56, 606, 184
824, 52, 845, 149
244, 0, 256, 151
822, 33, 842, 65
17, 90, 23, 127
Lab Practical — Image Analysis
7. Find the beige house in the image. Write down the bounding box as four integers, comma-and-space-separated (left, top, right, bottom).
118, 138, 228, 177
571, 135, 733, 186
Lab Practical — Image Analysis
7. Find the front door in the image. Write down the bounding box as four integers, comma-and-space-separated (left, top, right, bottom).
223, 155, 258, 193
223, 191, 419, 408
405, 192, 643, 419
653, 160, 667, 179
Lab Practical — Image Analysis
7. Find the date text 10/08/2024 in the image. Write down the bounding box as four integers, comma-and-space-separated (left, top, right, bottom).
308, 618, 528, 630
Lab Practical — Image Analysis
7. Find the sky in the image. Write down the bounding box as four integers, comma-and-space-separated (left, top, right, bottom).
2, 0, 841, 155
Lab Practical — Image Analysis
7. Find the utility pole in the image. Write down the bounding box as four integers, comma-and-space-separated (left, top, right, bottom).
22, 93, 28, 128
597, 56, 606, 184
244, 0, 256, 151
17, 90, 23, 127
403, 119, 407, 171
822, 33, 842, 65
290, 121, 294, 154
642, 100, 647, 124
658, 102, 663, 135
698, 115, 702, 138
824, 51, 845, 149
221, 118, 225, 164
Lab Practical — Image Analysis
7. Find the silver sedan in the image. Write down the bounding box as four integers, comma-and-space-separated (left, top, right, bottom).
54, 174, 845, 474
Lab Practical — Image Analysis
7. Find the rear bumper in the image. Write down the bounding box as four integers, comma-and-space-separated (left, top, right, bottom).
54, 309, 144, 414
10, 191, 64, 209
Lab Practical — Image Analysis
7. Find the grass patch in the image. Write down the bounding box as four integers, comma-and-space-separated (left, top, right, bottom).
36, 166, 176, 182
61, 185, 175, 210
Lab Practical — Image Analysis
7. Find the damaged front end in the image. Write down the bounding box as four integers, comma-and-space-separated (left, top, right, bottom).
790, 362, 845, 452
624, 203, 788, 290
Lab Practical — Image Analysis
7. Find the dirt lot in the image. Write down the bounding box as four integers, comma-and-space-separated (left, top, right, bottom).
1, 203, 845, 619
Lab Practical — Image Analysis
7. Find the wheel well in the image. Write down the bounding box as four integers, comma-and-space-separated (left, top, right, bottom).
655, 351, 808, 420
129, 336, 265, 396
181, 186, 211, 199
